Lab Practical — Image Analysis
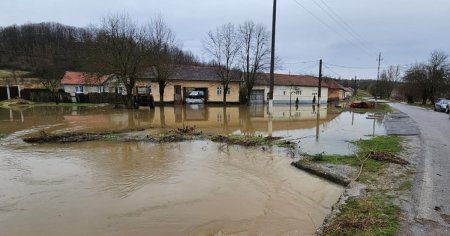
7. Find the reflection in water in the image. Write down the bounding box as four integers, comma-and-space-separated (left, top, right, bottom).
0, 140, 343, 235
0, 104, 386, 154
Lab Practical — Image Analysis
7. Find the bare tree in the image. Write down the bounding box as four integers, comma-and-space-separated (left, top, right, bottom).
87, 14, 151, 107
378, 65, 401, 99
426, 51, 449, 103
148, 15, 176, 104
403, 63, 428, 104
204, 23, 241, 106
239, 21, 270, 105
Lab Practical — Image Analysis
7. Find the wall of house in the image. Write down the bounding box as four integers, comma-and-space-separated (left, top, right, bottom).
63, 85, 107, 95
252, 85, 328, 104
328, 89, 344, 101
149, 80, 240, 103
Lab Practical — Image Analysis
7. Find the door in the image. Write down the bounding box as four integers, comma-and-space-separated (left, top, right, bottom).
174, 85, 182, 104
250, 90, 265, 104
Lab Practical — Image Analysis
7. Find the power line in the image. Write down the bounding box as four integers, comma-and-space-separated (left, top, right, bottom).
315, 0, 379, 55
323, 64, 342, 77
291, 0, 376, 59
284, 59, 320, 65
323, 62, 379, 70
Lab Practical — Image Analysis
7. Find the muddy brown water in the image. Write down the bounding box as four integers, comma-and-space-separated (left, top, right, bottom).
0, 104, 385, 235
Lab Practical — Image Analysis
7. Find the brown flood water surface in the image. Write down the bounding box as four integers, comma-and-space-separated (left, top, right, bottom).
0, 141, 343, 235
0, 104, 385, 235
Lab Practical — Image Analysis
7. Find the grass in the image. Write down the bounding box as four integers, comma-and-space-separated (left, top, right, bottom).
399, 180, 413, 191
352, 136, 403, 155
324, 194, 400, 236
315, 135, 405, 235
210, 134, 297, 149
0, 69, 30, 78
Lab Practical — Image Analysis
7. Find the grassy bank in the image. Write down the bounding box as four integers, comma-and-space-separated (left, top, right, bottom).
306, 136, 409, 235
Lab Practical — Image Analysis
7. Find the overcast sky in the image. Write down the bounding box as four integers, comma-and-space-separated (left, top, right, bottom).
1, 0, 450, 79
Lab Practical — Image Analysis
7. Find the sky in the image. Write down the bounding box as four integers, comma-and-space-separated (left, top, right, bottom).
1, 0, 450, 79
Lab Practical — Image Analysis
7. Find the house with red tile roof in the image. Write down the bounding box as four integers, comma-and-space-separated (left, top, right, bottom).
251, 73, 329, 104
324, 78, 347, 101
61, 71, 125, 102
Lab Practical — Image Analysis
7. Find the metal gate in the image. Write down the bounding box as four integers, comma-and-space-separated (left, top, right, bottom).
250, 90, 265, 104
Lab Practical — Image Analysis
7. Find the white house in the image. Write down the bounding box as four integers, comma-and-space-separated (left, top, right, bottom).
251, 73, 328, 104
61, 71, 126, 101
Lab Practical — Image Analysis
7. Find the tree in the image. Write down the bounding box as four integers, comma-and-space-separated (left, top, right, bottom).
378, 65, 401, 99
148, 16, 177, 104
401, 51, 449, 104
204, 23, 241, 106
87, 14, 152, 107
426, 51, 449, 103
403, 63, 428, 104
239, 21, 270, 105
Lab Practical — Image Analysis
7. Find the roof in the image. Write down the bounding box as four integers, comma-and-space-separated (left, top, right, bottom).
168, 65, 241, 82
325, 79, 346, 90
61, 71, 110, 85
255, 73, 328, 87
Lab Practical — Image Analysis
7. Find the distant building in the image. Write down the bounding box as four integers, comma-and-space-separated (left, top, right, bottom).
136, 65, 241, 104
324, 79, 346, 101
252, 73, 329, 104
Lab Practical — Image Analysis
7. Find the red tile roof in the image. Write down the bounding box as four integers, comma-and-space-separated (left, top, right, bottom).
324, 79, 346, 90
256, 73, 328, 87
61, 71, 110, 85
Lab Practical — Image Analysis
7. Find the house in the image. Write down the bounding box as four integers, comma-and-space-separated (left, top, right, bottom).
325, 79, 346, 101
251, 73, 329, 104
61, 71, 125, 102
136, 65, 241, 104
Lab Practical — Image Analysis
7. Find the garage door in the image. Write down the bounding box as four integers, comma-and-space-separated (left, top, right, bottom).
250, 90, 265, 104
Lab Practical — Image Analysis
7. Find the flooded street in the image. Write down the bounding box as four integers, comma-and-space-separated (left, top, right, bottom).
0, 105, 386, 235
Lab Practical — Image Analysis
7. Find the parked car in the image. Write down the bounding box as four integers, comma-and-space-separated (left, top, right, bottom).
447, 101, 450, 114
185, 90, 205, 104
434, 99, 449, 112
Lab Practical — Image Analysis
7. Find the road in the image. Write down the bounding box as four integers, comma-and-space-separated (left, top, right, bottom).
390, 103, 450, 235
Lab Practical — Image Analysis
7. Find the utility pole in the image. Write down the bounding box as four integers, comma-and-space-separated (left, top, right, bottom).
268, 0, 277, 114
376, 52, 383, 102
353, 76, 357, 96
318, 59, 322, 105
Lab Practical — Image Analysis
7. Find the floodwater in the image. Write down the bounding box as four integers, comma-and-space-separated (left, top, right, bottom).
0, 104, 386, 235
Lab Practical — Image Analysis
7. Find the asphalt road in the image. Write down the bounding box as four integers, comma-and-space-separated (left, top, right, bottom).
390, 103, 450, 235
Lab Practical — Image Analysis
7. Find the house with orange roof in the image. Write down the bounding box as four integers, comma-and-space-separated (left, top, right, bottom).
61, 71, 125, 101
251, 73, 329, 104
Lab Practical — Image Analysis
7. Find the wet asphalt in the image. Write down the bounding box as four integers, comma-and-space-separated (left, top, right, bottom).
389, 103, 450, 235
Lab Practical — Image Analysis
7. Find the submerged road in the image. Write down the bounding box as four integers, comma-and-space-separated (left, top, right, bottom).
390, 103, 450, 235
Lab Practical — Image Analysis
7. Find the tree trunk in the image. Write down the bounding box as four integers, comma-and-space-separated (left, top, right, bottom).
246, 85, 253, 106
159, 82, 165, 106
222, 85, 227, 106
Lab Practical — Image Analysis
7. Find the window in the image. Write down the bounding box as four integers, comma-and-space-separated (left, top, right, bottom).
217, 87, 222, 95
98, 86, 104, 93
283, 91, 286, 96
312, 92, 317, 96
296, 90, 301, 95
226, 88, 231, 95
75, 86, 84, 94
117, 87, 123, 94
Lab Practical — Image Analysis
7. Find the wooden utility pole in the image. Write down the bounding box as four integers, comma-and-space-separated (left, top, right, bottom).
376, 52, 382, 102
268, 0, 277, 112
318, 59, 322, 104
